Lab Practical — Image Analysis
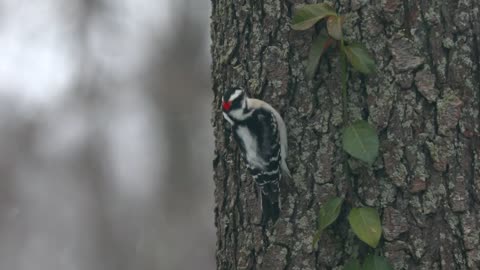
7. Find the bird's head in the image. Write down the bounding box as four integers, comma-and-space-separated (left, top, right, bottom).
222, 88, 247, 115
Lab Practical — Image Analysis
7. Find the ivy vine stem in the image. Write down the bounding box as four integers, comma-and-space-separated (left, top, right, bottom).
340, 39, 348, 124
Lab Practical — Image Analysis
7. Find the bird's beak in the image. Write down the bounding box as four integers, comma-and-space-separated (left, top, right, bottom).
222, 101, 232, 111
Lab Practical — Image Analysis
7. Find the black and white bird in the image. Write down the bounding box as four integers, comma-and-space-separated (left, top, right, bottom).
222, 88, 290, 223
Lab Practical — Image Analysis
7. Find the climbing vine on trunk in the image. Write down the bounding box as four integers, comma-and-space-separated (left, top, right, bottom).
292, 5, 391, 268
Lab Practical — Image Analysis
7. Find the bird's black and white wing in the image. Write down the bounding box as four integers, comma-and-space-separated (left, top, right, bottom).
246, 108, 282, 222
248, 109, 281, 187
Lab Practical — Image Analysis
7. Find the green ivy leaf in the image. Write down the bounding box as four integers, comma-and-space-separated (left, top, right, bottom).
362, 255, 393, 270
291, 3, 337, 31
327, 15, 344, 40
312, 197, 343, 247
343, 43, 376, 74
348, 208, 382, 248
312, 230, 322, 248
306, 33, 333, 79
342, 120, 379, 165
318, 197, 344, 231
343, 259, 362, 270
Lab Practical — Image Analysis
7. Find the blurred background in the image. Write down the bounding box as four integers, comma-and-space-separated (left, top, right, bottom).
0, 0, 214, 269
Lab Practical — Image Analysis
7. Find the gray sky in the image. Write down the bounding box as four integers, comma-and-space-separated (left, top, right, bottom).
0, 1, 214, 269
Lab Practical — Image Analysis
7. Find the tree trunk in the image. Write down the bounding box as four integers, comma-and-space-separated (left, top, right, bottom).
211, 0, 480, 269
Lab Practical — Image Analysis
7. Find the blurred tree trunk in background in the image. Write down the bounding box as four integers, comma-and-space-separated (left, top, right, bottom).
211, 0, 480, 269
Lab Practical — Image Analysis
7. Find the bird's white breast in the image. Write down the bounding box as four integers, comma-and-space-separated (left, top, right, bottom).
236, 126, 267, 169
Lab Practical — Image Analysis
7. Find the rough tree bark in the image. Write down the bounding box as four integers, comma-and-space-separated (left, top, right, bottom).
211, 0, 480, 269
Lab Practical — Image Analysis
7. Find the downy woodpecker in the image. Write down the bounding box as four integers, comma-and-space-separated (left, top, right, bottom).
222, 88, 290, 223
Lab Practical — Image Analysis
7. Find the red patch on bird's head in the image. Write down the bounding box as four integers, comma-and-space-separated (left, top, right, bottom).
222, 101, 232, 111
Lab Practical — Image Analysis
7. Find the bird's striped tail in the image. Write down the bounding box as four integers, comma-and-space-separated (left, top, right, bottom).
260, 183, 280, 223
